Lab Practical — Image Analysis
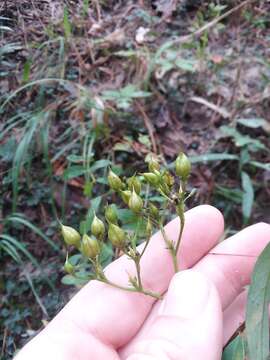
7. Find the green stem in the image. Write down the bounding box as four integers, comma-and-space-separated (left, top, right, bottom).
160, 223, 178, 273
135, 259, 142, 289
140, 235, 151, 258
171, 248, 178, 273
175, 203, 185, 255
92, 258, 162, 300
101, 278, 162, 300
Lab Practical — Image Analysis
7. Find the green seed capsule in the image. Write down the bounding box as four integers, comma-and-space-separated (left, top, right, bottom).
143, 172, 160, 186
127, 176, 141, 194
108, 169, 123, 191
163, 170, 174, 187
121, 190, 132, 204
105, 205, 118, 224
108, 223, 126, 248
148, 157, 160, 172
146, 217, 152, 238
128, 189, 143, 213
175, 152, 191, 181
61, 224, 81, 248
149, 203, 159, 220
81, 234, 100, 259
64, 258, 74, 274
91, 215, 105, 239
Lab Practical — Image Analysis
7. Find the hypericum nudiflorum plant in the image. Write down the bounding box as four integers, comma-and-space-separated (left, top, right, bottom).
61, 153, 192, 299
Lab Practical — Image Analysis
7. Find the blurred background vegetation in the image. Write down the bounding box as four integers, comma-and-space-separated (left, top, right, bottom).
0, 0, 269, 358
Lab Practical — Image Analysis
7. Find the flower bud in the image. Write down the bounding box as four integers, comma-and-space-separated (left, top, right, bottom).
91, 214, 105, 239
143, 172, 160, 186
128, 189, 143, 213
149, 203, 159, 220
148, 157, 160, 172
108, 223, 126, 248
146, 217, 152, 238
81, 234, 100, 259
64, 257, 74, 274
105, 205, 118, 224
127, 176, 141, 194
121, 190, 131, 204
108, 169, 123, 191
163, 171, 174, 187
175, 152, 191, 181
61, 224, 81, 248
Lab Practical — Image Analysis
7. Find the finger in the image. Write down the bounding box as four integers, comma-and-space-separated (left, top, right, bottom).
194, 222, 270, 309
125, 271, 223, 360
59, 205, 223, 349
120, 222, 270, 357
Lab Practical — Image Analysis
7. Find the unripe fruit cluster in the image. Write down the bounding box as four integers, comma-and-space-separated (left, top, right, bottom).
61, 152, 191, 286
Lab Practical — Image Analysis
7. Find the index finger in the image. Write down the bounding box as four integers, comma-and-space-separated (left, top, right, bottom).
51, 205, 224, 348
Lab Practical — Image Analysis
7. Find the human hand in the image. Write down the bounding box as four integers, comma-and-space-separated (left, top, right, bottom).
15, 205, 270, 360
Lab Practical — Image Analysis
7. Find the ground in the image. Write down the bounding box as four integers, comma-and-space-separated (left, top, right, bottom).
0, 1, 269, 358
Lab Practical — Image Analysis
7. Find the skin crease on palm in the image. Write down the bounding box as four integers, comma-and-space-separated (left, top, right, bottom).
15, 205, 270, 360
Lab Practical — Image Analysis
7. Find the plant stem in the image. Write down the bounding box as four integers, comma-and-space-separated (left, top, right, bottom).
160, 223, 179, 273
93, 258, 162, 300
135, 258, 142, 289
101, 278, 162, 300
171, 248, 178, 273
175, 202, 185, 255
140, 235, 151, 258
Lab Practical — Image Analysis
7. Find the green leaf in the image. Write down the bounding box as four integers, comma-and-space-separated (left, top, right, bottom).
63, 165, 85, 180
68, 254, 82, 266
222, 334, 246, 360
241, 171, 254, 224
215, 185, 242, 204
174, 58, 195, 72
89, 159, 110, 172
12, 113, 41, 211
113, 142, 133, 152
22, 60, 32, 83
246, 242, 270, 360
220, 126, 266, 150
61, 274, 88, 286
249, 161, 270, 172
115, 50, 137, 57
67, 155, 85, 163
63, 6, 71, 38
102, 85, 151, 109
189, 153, 239, 163
99, 243, 113, 267
237, 118, 267, 129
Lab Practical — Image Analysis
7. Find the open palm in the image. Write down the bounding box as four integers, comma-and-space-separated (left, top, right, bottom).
16, 205, 270, 360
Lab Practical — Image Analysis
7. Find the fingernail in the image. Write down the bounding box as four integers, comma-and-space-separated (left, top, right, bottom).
160, 270, 210, 319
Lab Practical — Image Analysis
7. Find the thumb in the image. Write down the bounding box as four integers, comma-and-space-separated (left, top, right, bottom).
127, 270, 223, 360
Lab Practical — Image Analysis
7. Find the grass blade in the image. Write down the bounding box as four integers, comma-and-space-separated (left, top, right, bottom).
12, 114, 40, 211
246, 242, 270, 360
190, 153, 239, 163
6, 214, 60, 251
0, 234, 55, 289
241, 171, 254, 224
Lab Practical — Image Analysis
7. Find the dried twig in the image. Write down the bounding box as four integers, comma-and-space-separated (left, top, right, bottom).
188, 96, 230, 119
136, 101, 158, 154
171, 0, 256, 45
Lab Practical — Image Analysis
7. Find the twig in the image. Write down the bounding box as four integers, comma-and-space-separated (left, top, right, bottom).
136, 101, 158, 154
169, 0, 255, 46
189, 96, 230, 119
